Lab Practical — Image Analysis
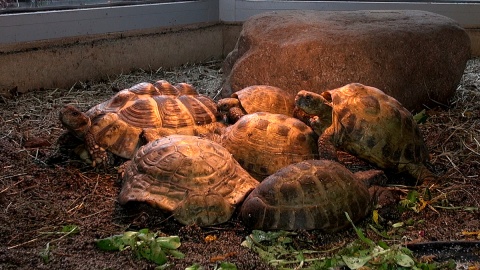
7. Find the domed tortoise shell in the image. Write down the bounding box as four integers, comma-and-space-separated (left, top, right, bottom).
118, 135, 259, 226
60, 80, 224, 166
295, 83, 435, 184
220, 112, 318, 181
217, 85, 295, 123
240, 159, 377, 232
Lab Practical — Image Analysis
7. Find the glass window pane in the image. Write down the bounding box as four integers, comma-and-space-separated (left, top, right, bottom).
1, 0, 189, 13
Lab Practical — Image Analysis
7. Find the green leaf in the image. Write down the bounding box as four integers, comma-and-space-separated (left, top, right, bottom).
138, 228, 150, 234
416, 262, 437, 270
216, 262, 237, 270
370, 245, 385, 254
446, 259, 457, 269
392, 222, 404, 228
137, 230, 156, 242
121, 232, 138, 249
368, 224, 397, 240
185, 263, 204, 270
318, 257, 339, 269
399, 247, 415, 259
39, 242, 51, 264
240, 239, 252, 249
404, 218, 416, 226
394, 252, 415, 267
295, 250, 305, 264
155, 263, 173, 270
146, 242, 168, 265
61, 224, 80, 235
345, 212, 376, 247
167, 249, 185, 259
407, 190, 419, 203
95, 235, 126, 251
95, 229, 183, 266
124, 231, 139, 238
413, 109, 428, 124
341, 254, 372, 269
378, 241, 390, 250
156, 236, 182, 250
250, 230, 292, 243
242, 230, 309, 267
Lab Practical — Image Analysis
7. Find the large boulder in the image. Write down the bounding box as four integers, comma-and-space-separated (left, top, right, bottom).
222, 10, 471, 111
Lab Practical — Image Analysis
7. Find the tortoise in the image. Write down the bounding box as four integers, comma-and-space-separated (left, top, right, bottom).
240, 159, 387, 232
59, 80, 224, 167
118, 134, 259, 226
218, 112, 319, 181
217, 85, 295, 123
295, 83, 435, 184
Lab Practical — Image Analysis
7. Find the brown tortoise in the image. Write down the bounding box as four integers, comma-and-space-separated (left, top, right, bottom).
118, 135, 259, 226
295, 83, 435, 184
59, 80, 224, 167
218, 112, 318, 181
240, 159, 386, 232
217, 85, 295, 123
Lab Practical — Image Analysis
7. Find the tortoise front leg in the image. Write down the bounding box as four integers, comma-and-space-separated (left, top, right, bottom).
84, 131, 113, 168
73, 144, 93, 165
310, 116, 338, 160
317, 126, 338, 161
227, 107, 245, 124
405, 163, 437, 186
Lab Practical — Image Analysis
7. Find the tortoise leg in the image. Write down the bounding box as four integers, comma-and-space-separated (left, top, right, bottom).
317, 126, 338, 161
227, 107, 245, 124
308, 115, 324, 136
84, 131, 112, 168
405, 163, 437, 186
73, 144, 93, 165
292, 107, 313, 126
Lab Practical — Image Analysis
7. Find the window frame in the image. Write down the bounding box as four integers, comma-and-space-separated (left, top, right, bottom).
0, 0, 219, 44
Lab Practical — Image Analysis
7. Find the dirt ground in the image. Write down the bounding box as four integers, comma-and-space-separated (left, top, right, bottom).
0, 58, 479, 270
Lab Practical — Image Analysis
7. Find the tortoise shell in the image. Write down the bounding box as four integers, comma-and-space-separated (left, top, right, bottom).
220, 112, 318, 180
217, 85, 295, 123
118, 135, 259, 226
60, 80, 224, 165
240, 159, 372, 232
295, 83, 434, 183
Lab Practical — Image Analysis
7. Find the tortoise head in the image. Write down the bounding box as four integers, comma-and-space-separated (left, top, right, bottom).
59, 105, 91, 139
217, 97, 240, 113
295, 90, 332, 114
295, 90, 333, 132
217, 98, 242, 123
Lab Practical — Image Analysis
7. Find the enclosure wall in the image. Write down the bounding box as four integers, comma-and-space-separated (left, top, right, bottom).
0, 23, 226, 96
1, 1, 480, 96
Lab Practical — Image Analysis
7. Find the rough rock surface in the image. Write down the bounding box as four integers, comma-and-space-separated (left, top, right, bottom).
222, 10, 471, 111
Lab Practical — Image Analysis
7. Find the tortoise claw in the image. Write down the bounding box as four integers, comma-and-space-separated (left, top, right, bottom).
91, 151, 115, 170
